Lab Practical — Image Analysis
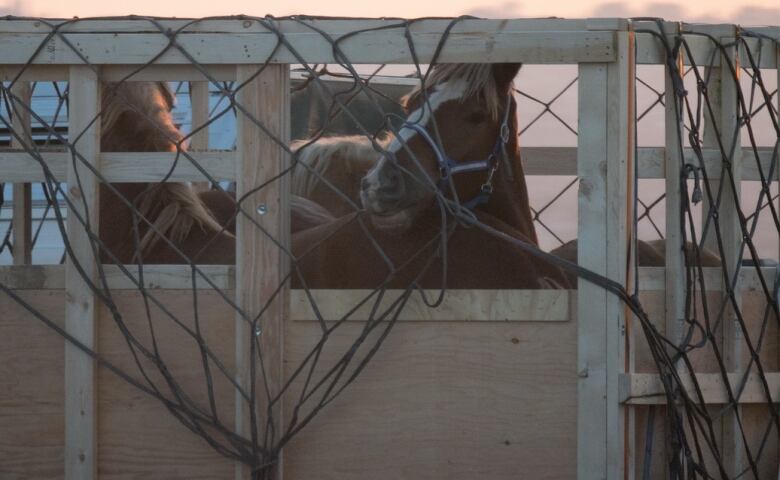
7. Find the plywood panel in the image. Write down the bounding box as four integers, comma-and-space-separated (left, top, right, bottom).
97, 290, 238, 480
0, 291, 66, 480
283, 310, 578, 479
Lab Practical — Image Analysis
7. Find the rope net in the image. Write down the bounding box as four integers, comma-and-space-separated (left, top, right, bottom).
0, 16, 778, 479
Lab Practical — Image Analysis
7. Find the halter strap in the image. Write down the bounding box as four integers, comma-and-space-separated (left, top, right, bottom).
397, 92, 514, 210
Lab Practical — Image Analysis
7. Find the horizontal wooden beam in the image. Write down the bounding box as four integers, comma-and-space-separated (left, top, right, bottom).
5, 265, 775, 292
637, 266, 778, 292
3, 264, 780, 315
0, 264, 235, 290
0, 151, 234, 183
0, 30, 615, 65
0, 18, 612, 35
521, 147, 775, 180
291, 288, 572, 322
620, 372, 780, 405
2, 147, 776, 182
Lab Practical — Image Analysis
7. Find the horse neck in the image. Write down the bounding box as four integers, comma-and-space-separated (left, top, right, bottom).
477, 141, 538, 245
98, 182, 154, 262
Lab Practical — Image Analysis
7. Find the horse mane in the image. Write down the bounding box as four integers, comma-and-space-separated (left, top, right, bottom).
290, 135, 384, 197
403, 64, 506, 119
100, 82, 223, 256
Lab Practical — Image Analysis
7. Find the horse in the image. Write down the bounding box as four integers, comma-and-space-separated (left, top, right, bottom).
292, 63, 570, 289
290, 135, 377, 218
289, 65, 726, 290
98, 82, 235, 264
98, 81, 338, 264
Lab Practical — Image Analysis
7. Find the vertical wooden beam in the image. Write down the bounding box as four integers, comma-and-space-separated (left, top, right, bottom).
577, 29, 635, 480
190, 81, 210, 151
235, 65, 290, 480
664, 37, 688, 478
64, 65, 101, 480
664, 34, 686, 356
11, 82, 32, 265
718, 36, 745, 478
189, 81, 210, 192
702, 63, 723, 253
776, 43, 780, 480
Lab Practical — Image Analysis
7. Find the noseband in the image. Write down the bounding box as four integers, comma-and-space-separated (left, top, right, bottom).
397, 93, 514, 210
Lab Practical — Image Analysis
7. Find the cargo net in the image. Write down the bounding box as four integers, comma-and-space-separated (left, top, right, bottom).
0, 16, 777, 479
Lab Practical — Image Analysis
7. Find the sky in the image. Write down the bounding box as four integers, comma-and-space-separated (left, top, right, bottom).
3, 0, 780, 24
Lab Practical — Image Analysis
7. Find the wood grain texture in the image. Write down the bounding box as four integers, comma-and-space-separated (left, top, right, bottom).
11, 82, 32, 265
283, 314, 578, 480
719, 36, 747, 478
64, 65, 101, 480
0, 291, 65, 480
97, 290, 236, 480
291, 289, 570, 322
235, 64, 290, 479
0, 31, 615, 65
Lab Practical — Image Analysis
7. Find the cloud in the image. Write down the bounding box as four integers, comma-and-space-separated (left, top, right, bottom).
0, 0, 25, 15
589, 1, 780, 25
591, 2, 685, 20
466, 1, 524, 19
728, 6, 780, 26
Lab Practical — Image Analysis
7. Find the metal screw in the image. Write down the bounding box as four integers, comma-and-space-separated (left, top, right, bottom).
256, 204, 268, 215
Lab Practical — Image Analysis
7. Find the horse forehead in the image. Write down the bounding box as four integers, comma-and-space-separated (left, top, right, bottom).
415, 78, 469, 117
385, 79, 469, 156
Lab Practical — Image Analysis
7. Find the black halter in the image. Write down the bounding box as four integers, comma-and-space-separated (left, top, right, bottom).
398, 93, 513, 210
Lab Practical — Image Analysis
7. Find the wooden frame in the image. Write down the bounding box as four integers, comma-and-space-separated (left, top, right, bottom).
63, 65, 101, 480
0, 17, 778, 480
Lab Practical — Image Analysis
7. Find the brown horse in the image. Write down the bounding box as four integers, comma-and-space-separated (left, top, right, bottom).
549, 238, 722, 285
98, 82, 337, 264
292, 63, 569, 289
98, 82, 235, 264
290, 135, 377, 218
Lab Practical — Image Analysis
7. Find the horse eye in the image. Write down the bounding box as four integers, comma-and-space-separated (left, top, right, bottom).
466, 112, 487, 124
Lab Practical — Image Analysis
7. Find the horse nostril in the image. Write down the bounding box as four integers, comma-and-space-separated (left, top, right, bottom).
377, 167, 403, 198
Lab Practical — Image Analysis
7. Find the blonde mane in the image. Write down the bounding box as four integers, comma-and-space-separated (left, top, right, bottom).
100, 82, 223, 256
291, 135, 384, 197
404, 64, 507, 119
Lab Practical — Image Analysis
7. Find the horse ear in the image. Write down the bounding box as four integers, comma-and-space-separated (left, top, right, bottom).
492, 63, 522, 91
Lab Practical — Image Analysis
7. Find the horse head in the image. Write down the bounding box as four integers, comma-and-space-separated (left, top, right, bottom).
359, 63, 528, 235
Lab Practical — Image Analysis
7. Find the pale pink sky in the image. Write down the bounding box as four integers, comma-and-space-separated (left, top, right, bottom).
4, 0, 780, 24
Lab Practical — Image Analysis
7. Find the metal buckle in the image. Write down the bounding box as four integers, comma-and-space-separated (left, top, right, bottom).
500, 123, 510, 144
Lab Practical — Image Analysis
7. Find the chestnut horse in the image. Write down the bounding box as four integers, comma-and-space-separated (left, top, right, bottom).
289, 66, 723, 289
98, 82, 335, 264
98, 82, 235, 264
292, 63, 570, 289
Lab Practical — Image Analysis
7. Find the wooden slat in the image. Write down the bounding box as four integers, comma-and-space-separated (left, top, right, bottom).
635, 32, 723, 67
0, 151, 234, 183
620, 372, 780, 405
234, 64, 290, 479
775, 44, 780, 480
10, 82, 32, 265
0, 30, 615, 65
0, 18, 605, 35
605, 31, 635, 480
291, 289, 570, 322
101, 151, 234, 182
663, 38, 689, 479
189, 82, 210, 151
701, 57, 724, 262
719, 37, 746, 479
189, 81, 211, 192
5, 145, 780, 183
576, 31, 634, 480
64, 65, 100, 480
